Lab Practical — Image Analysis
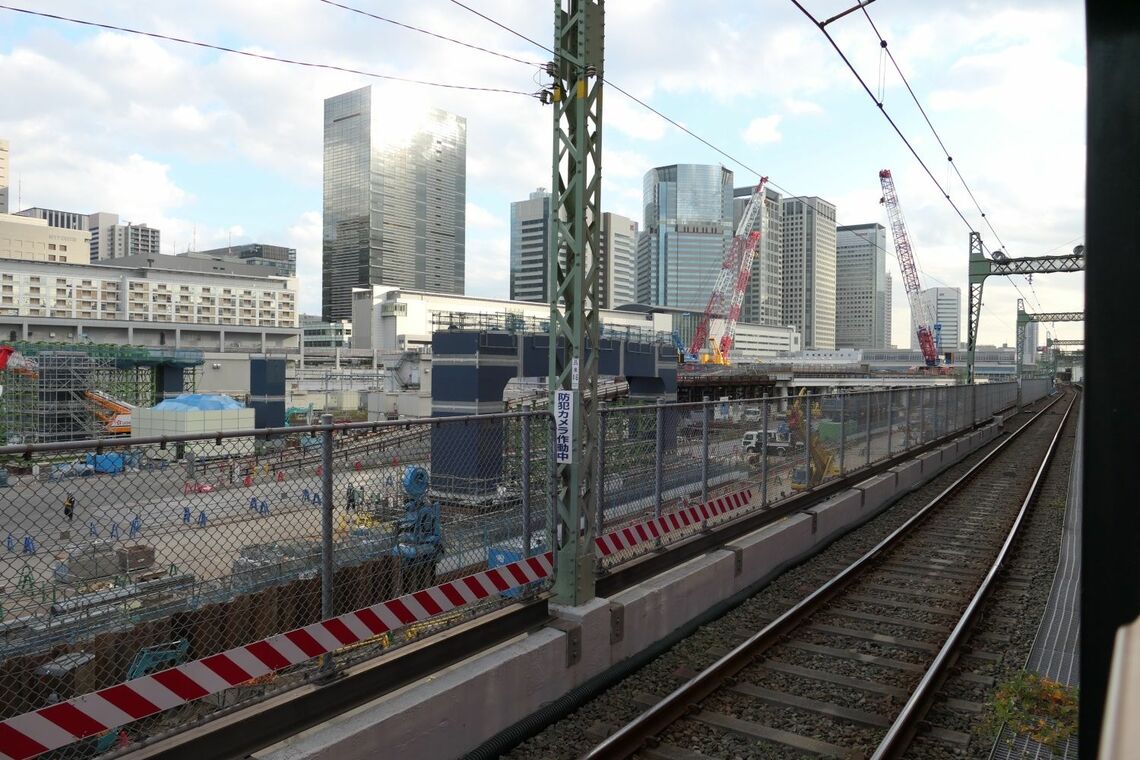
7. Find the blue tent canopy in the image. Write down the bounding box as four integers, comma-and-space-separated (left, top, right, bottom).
152, 393, 245, 412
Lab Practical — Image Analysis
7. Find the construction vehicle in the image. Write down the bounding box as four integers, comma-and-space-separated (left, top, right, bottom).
879, 170, 947, 371
391, 466, 444, 589
0, 344, 37, 378
671, 331, 698, 364
85, 389, 134, 435
689, 177, 769, 365
92, 640, 190, 752
285, 403, 320, 451
784, 389, 839, 491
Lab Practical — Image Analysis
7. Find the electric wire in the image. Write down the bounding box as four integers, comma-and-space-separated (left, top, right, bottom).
441, 0, 1015, 335
0, 4, 540, 98
316, 0, 543, 68
786, 0, 1041, 315
858, 3, 1008, 253
857, 3, 1040, 308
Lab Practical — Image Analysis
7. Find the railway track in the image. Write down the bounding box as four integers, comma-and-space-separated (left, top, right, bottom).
578, 389, 1076, 759
507, 389, 1074, 760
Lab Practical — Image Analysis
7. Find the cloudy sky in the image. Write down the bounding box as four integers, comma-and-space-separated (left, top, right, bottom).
0, 0, 1085, 348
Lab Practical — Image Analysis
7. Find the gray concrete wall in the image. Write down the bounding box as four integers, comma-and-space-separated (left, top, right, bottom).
250, 420, 1003, 760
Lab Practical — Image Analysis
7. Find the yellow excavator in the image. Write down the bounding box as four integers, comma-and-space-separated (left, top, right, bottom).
786, 389, 839, 492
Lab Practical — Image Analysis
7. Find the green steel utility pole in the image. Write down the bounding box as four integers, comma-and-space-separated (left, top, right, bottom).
965, 231, 1085, 383
1015, 298, 1084, 383
548, 0, 603, 605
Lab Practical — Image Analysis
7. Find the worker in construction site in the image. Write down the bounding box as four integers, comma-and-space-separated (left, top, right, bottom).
63, 494, 75, 523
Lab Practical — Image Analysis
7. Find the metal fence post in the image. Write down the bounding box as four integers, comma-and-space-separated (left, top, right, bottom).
319, 413, 334, 676
761, 396, 769, 506
701, 396, 710, 504
886, 388, 893, 455
522, 402, 533, 557
804, 396, 812, 489
905, 388, 913, 449
865, 392, 872, 466
654, 398, 664, 518
839, 392, 846, 475
595, 405, 606, 540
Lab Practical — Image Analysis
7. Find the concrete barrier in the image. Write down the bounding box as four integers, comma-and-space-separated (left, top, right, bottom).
609, 550, 736, 662
726, 514, 814, 595
252, 420, 1003, 760
854, 471, 897, 509
806, 490, 864, 542
917, 449, 943, 476
891, 460, 922, 493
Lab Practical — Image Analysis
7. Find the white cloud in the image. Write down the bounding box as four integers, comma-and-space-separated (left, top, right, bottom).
285, 211, 323, 314
784, 98, 823, 116
743, 115, 782, 146
0, 0, 1084, 347
466, 202, 506, 230
464, 234, 510, 300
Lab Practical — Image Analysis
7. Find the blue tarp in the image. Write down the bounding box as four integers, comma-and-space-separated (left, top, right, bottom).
152, 393, 245, 412
85, 453, 125, 474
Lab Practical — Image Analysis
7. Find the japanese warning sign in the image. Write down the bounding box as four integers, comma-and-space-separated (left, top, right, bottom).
555, 389, 574, 464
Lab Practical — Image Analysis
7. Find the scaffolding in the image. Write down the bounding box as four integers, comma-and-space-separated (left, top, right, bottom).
0, 342, 203, 444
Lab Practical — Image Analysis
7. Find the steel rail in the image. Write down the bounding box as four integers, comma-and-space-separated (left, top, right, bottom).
872, 390, 1078, 758
582, 390, 1069, 759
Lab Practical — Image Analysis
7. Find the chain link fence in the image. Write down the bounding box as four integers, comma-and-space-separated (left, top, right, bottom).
0, 410, 552, 756
0, 381, 1022, 755
593, 382, 1021, 567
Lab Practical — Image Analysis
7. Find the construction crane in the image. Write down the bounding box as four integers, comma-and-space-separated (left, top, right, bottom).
879, 169, 940, 368
689, 177, 769, 365
785, 388, 839, 491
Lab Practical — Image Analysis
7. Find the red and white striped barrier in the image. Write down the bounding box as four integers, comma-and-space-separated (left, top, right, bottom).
0, 551, 554, 760
594, 487, 755, 558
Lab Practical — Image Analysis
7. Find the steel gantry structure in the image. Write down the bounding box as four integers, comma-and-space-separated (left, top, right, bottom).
548, 0, 603, 605
966, 231, 1086, 382
1015, 298, 1084, 380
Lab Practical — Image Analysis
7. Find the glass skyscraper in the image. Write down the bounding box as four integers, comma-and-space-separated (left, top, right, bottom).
322, 86, 466, 321
836, 223, 889, 349
635, 164, 734, 313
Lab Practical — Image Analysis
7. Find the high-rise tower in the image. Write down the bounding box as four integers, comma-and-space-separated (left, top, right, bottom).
835, 222, 889, 349
636, 164, 734, 312
781, 196, 837, 349
322, 86, 466, 321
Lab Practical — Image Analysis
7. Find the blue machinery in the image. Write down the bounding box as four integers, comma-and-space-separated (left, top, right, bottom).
391, 466, 444, 573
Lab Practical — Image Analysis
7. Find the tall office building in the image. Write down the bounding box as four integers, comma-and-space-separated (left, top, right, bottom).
636, 164, 734, 312
835, 223, 889, 349
1021, 321, 1039, 365
322, 86, 467, 321
509, 188, 553, 303
884, 272, 893, 347
781, 196, 837, 349
600, 212, 638, 308
0, 139, 9, 214
732, 184, 783, 327
910, 286, 962, 354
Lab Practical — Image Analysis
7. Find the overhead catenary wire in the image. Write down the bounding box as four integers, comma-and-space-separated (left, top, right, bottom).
785, 0, 1040, 312
440, 0, 1015, 334
0, 4, 541, 98
856, 3, 1041, 309
316, 0, 543, 68
858, 3, 1008, 253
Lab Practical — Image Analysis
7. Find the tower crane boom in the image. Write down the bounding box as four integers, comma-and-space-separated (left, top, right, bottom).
689, 176, 769, 364
879, 169, 939, 367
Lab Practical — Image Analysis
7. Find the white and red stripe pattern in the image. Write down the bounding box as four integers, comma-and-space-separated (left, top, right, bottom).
594, 486, 755, 560
0, 551, 554, 760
